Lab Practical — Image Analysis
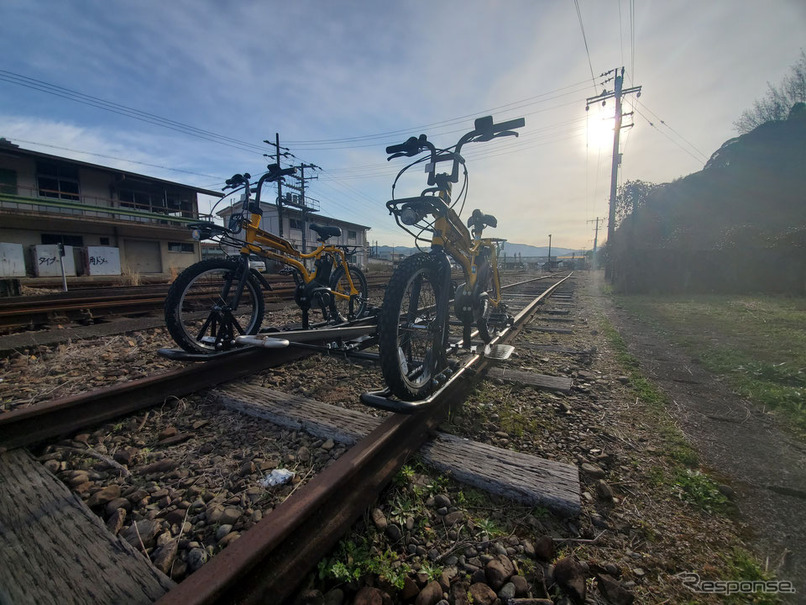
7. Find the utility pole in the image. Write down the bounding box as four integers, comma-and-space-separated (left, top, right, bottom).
586, 68, 642, 280
263, 133, 289, 237
547, 234, 552, 272
587, 217, 602, 269
286, 163, 320, 253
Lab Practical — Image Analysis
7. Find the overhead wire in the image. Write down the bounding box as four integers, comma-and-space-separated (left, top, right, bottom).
573, 0, 599, 94
633, 102, 710, 164
0, 70, 268, 155
4, 138, 224, 183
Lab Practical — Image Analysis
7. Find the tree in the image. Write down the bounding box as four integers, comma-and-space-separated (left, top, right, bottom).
734, 51, 806, 134
614, 179, 659, 228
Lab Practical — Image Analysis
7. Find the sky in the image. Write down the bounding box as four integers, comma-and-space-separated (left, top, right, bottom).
1, 0, 804, 251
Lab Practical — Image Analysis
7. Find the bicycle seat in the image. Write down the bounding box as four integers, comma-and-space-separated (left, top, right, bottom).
310, 224, 342, 241
467, 209, 497, 231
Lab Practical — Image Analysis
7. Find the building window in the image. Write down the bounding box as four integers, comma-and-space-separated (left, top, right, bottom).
348, 230, 357, 240
168, 242, 194, 253
289, 218, 304, 230
42, 234, 84, 247
100, 237, 110, 246
0, 168, 17, 195
119, 187, 194, 218
37, 162, 80, 200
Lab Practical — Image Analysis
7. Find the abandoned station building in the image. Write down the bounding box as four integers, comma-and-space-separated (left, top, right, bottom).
0, 139, 370, 281
0, 139, 219, 281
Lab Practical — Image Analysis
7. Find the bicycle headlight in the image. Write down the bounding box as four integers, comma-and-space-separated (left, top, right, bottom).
400, 203, 424, 226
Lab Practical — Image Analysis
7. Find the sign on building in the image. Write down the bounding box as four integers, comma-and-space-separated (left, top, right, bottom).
85, 246, 121, 275
32, 244, 76, 277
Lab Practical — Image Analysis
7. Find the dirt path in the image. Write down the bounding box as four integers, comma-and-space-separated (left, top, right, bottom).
591, 271, 806, 597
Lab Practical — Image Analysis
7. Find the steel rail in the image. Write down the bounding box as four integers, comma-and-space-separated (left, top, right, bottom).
0, 346, 315, 451
155, 273, 573, 605
0, 274, 554, 447
0, 276, 391, 329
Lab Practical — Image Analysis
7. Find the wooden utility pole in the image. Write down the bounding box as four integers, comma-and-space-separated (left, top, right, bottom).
263, 134, 286, 236
586, 68, 642, 280
587, 217, 602, 269
286, 163, 320, 254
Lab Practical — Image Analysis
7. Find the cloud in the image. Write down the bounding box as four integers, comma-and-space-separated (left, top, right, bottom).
2, 0, 804, 249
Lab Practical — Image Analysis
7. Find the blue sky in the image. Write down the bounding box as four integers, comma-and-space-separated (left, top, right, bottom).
2, 0, 804, 250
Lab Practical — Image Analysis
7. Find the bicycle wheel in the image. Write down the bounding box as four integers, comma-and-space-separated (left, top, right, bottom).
164, 258, 265, 353
330, 265, 369, 321
378, 253, 446, 401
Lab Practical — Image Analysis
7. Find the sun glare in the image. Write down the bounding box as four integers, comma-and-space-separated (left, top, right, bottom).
586, 107, 615, 152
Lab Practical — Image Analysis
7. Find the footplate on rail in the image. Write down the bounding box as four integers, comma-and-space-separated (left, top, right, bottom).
158, 318, 379, 362
361, 361, 476, 414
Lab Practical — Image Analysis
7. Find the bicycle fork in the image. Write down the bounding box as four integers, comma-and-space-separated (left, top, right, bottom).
431, 250, 453, 383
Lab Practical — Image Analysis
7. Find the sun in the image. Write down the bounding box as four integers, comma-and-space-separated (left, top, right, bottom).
585, 106, 615, 152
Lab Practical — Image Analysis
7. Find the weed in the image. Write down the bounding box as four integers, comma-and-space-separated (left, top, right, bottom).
723, 548, 782, 605
474, 517, 505, 539
318, 539, 413, 590
674, 469, 728, 514
416, 561, 443, 582
393, 464, 415, 487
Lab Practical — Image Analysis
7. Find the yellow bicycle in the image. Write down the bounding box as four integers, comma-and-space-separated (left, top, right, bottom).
164, 165, 368, 353
377, 116, 525, 400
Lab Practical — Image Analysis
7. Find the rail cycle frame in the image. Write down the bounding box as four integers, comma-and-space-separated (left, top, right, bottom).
164, 165, 368, 353
376, 115, 525, 401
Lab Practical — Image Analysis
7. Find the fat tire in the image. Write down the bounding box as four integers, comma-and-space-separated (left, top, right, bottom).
330, 265, 369, 320
378, 253, 446, 401
164, 258, 265, 353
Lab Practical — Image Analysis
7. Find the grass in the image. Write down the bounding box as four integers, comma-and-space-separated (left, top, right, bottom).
600, 318, 702, 468
616, 294, 806, 435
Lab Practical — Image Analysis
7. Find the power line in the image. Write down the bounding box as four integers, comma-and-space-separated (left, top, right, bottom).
630, 0, 636, 83
573, 0, 598, 92
284, 80, 594, 148
633, 102, 710, 163
6, 138, 224, 182
0, 70, 268, 155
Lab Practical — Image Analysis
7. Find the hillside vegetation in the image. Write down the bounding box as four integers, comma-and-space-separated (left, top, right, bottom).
612, 104, 806, 293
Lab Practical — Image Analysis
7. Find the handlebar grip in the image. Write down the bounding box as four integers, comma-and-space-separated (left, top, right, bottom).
224, 173, 246, 190
493, 117, 525, 133
386, 136, 419, 155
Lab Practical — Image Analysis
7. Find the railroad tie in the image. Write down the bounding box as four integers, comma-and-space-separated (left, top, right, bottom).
0, 449, 175, 604
486, 367, 573, 393
214, 384, 580, 516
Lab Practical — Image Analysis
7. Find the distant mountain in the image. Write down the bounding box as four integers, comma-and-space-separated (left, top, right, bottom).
373, 243, 585, 259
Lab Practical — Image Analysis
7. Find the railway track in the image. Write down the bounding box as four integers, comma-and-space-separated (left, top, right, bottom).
0, 273, 584, 604
0, 274, 396, 330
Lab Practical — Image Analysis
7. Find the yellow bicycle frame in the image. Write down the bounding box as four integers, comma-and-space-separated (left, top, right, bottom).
237, 212, 361, 301
429, 188, 504, 307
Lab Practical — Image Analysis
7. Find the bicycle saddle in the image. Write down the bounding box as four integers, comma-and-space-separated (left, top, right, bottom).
467, 209, 497, 231
310, 224, 342, 241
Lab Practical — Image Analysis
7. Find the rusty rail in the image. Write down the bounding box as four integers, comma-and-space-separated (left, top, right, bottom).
156, 274, 573, 604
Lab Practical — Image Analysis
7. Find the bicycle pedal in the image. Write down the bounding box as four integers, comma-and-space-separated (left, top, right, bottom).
483, 344, 515, 361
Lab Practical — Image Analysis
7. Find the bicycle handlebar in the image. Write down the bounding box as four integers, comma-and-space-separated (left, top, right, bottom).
222, 164, 297, 191
223, 173, 251, 190
386, 134, 430, 158
386, 116, 524, 158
